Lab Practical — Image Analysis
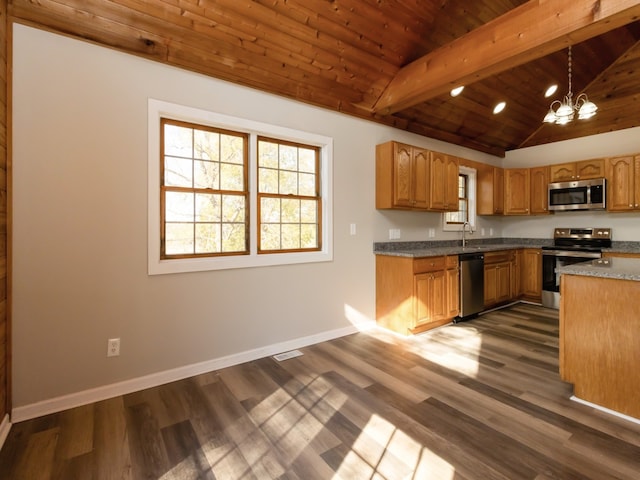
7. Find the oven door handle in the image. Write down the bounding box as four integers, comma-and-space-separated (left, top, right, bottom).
542, 250, 601, 258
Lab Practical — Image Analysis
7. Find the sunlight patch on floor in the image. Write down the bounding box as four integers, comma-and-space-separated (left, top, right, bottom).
333, 413, 456, 480
406, 326, 484, 378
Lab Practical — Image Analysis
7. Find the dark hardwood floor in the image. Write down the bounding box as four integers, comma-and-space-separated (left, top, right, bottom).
1, 303, 639, 479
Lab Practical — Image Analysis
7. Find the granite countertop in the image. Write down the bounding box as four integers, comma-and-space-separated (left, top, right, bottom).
373, 239, 550, 258
374, 239, 640, 258
557, 257, 640, 281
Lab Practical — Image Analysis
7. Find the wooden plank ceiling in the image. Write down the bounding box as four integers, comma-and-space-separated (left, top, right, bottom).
9, 0, 640, 156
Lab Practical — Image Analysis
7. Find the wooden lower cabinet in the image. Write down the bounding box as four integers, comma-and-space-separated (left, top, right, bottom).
484, 250, 514, 307
446, 259, 460, 318
376, 254, 458, 335
522, 248, 542, 301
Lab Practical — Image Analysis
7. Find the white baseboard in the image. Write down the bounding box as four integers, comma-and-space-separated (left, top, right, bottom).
0, 414, 11, 450
570, 396, 640, 425
12, 323, 363, 423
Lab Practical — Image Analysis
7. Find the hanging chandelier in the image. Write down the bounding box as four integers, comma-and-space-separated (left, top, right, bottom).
543, 46, 598, 125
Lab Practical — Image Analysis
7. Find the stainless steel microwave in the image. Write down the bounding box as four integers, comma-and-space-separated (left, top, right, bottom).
548, 178, 606, 211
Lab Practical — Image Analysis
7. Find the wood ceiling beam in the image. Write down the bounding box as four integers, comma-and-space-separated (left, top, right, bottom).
372, 0, 640, 115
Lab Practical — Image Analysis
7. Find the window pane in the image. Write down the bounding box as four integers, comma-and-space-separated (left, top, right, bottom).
281, 198, 300, 223
195, 193, 220, 222
261, 224, 281, 250
279, 144, 298, 171
259, 140, 278, 168
164, 124, 192, 157
165, 223, 194, 255
165, 192, 194, 222
222, 195, 245, 223
194, 160, 219, 189
261, 197, 280, 222
282, 224, 301, 249
299, 172, 316, 196
194, 130, 219, 161
299, 148, 316, 173
195, 224, 220, 254
165, 157, 193, 187
222, 224, 246, 252
259, 167, 278, 193
221, 134, 244, 164
279, 171, 298, 195
220, 163, 244, 191
301, 224, 317, 248
300, 200, 317, 223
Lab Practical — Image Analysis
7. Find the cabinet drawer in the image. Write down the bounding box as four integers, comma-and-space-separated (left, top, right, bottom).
413, 256, 446, 273
484, 250, 513, 264
446, 255, 459, 269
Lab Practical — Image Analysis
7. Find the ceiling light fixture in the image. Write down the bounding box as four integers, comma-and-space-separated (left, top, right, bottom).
450, 86, 464, 97
493, 102, 506, 114
543, 46, 597, 125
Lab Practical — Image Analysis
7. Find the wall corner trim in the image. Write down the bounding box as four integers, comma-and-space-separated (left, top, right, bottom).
11, 323, 370, 423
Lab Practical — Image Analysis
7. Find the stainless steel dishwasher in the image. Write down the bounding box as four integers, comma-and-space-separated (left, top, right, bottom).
456, 252, 484, 322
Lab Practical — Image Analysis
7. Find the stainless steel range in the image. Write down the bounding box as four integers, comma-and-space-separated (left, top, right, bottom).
541, 227, 612, 309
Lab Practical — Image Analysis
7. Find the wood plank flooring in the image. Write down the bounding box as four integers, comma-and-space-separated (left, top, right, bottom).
1, 303, 639, 479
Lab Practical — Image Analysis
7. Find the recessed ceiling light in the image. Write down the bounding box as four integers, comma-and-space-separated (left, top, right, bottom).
493, 102, 506, 114
545, 84, 558, 98
450, 86, 464, 97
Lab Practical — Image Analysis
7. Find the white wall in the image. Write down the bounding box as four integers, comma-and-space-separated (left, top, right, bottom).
12, 25, 502, 409
503, 129, 640, 240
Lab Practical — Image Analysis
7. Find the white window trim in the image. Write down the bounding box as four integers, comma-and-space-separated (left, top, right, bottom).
442, 166, 477, 232
148, 99, 333, 275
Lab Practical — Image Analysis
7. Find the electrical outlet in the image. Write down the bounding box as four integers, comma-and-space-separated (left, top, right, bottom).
481, 228, 486, 236
388, 228, 401, 240
489, 228, 494, 236
107, 338, 120, 357
428, 228, 435, 238
350, 223, 357, 235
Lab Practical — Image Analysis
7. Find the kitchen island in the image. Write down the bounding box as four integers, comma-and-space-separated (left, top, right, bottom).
558, 257, 640, 421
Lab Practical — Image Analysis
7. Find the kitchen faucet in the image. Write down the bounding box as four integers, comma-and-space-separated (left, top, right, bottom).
462, 221, 473, 247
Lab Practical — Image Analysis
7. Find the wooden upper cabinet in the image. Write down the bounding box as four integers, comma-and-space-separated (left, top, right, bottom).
504, 168, 530, 215
376, 141, 429, 210
606, 155, 639, 212
530, 166, 550, 215
477, 165, 504, 215
429, 151, 459, 211
550, 158, 605, 182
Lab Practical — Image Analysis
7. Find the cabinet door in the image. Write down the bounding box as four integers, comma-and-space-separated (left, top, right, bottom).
392, 143, 413, 207
415, 271, 447, 326
550, 163, 576, 182
444, 155, 460, 211
606, 156, 635, 212
493, 167, 504, 214
446, 268, 459, 318
412, 147, 430, 208
429, 151, 448, 210
496, 263, 511, 303
576, 158, 605, 180
522, 249, 542, 299
484, 266, 497, 306
504, 168, 530, 215
530, 166, 550, 215
512, 249, 523, 298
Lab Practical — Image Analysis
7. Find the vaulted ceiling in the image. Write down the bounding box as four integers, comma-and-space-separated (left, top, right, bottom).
9, 0, 640, 157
